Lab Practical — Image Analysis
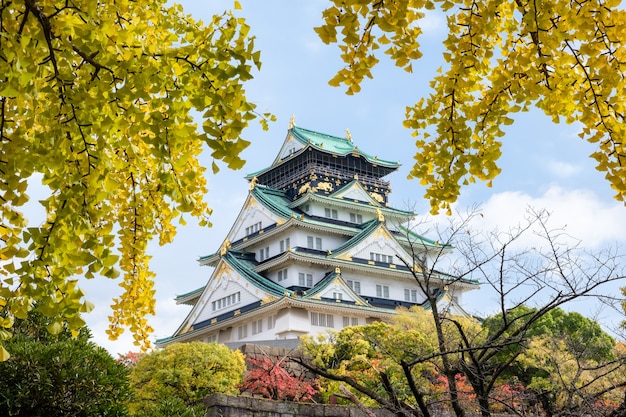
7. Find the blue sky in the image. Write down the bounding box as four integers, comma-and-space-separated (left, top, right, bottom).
74, 1, 626, 354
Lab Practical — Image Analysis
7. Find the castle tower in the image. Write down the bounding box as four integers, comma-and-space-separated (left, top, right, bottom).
158, 124, 477, 348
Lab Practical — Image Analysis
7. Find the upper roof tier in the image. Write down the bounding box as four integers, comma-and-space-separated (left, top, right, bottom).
246, 126, 401, 202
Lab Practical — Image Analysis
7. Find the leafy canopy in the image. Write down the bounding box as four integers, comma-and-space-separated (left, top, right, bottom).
0, 312, 130, 417
0, 0, 271, 354
316, 0, 626, 214
129, 342, 245, 413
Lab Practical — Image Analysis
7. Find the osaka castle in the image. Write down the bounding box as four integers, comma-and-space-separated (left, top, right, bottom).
158, 121, 478, 348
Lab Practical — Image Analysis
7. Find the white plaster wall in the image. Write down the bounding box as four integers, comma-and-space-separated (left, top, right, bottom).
277, 135, 304, 160
275, 307, 309, 336
339, 185, 371, 202
193, 275, 265, 325
232, 203, 276, 243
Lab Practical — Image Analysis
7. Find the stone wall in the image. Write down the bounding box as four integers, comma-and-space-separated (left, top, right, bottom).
202, 393, 395, 417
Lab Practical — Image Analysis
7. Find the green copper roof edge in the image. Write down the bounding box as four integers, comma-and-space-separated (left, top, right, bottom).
156, 297, 287, 346
250, 186, 294, 219
155, 296, 395, 345
223, 251, 294, 298
290, 126, 400, 168
304, 270, 340, 297
245, 126, 400, 180
396, 224, 451, 248
175, 286, 204, 301
331, 218, 382, 255
290, 189, 415, 218
252, 186, 365, 233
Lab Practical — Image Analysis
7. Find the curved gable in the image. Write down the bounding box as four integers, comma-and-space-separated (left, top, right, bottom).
330, 180, 381, 205
333, 220, 413, 266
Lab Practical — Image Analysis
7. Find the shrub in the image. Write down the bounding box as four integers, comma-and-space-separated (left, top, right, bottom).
0, 337, 130, 416
129, 342, 245, 413
241, 356, 318, 402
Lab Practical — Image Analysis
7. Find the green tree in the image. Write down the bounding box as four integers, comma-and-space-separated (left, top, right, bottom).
301, 308, 479, 417
300, 210, 626, 417
0, 312, 130, 416
512, 309, 622, 416
129, 341, 245, 414
316, 0, 626, 215
0, 0, 272, 355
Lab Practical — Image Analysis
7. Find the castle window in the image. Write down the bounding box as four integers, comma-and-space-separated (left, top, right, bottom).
267, 315, 276, 330
404, 289, 418, 302
349, 213, 363, 223
252, 319, 263, 335
212, 292, 241, 311
311, 312, 334, 328
277, 269, 288, 282
333, 292, 343, 300
245, 222, 262, 236
324, 208, 338, 219
370, 252, 393, 263
259, 246, 269, 261
376, 285, 390, 299
279, 238, 290, 252
342, 316, 359, 327
307, 236, 322, 250
298, 273, 313, 287
347, 280, 361, 294
237, 324, 248, 340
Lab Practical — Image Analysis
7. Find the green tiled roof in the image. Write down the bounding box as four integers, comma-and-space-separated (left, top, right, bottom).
303, 269, 340, 298
289, 126, 400, 168
246, 126, 400, 180
396, 224, 451, 249
223, 250, 294, 298
295, 185, 416, 218
253, 186, 362, 233
331, 218, 381, 255
251, 186, 294, 219
175, 287, 203, 304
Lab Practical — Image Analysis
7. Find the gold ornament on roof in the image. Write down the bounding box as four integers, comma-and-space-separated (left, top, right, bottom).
220, 238, 231, 256
345, 129, 352, 141
289, 114, 296, 129
249, 176, 258, 190
376, 208, 385, 222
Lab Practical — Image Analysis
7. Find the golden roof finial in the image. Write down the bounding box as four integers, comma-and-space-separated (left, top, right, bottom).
249, 176, 258, 190
335, 267, 341, 274
345, 128, 352, 141
376, 208, 385, 222
220, 238, 231, 256
289, 114, 296, 129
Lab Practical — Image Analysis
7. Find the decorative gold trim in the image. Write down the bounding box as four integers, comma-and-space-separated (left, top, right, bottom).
249, 176, 258, 190
220, 238, 231, 256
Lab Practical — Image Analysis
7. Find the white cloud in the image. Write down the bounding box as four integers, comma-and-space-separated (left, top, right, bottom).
546, 160, 582, 178
474, 186, 626, 249
419, 9, 446, 36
